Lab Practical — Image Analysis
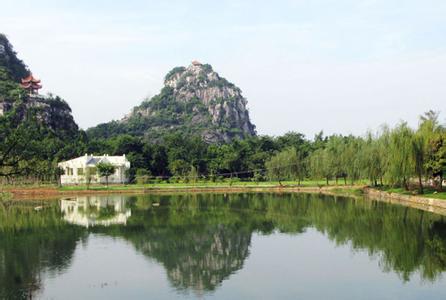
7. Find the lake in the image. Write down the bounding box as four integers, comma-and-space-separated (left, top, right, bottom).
1, 192, 446, 299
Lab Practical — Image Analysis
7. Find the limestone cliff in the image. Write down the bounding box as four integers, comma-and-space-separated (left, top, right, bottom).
88, 61, 256, 143
0, 33, 79, 140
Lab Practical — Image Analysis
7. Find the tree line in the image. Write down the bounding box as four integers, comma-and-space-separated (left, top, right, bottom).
267, 111, 446, 192
1, 95, 445, 192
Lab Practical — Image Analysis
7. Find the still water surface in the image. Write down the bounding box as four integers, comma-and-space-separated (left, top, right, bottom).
1, 193, 446, 299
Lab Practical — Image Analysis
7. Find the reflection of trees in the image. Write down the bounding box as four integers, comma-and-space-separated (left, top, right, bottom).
291, 194, 446, 282
2, 193, 446, 297
94, 194, 257, 293
0, 202, 85, 299
111, 193, 446, 286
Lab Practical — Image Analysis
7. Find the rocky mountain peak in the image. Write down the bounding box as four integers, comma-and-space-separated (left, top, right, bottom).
91, 61, 256, 143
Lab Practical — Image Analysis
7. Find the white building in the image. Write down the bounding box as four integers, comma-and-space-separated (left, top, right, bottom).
58, 154, 130, 185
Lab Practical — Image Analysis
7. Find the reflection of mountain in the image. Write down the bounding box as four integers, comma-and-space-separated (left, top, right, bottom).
113, 193, 446, 285
60, 196, 131, 228
127, 224, 251, 293
95, 194, 255, 293
2, 193, 446, 297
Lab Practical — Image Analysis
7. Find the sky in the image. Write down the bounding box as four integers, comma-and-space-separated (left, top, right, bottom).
1, 0, 445, 138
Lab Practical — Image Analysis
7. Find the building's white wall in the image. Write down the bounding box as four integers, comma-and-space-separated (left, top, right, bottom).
58, 155, 130, 185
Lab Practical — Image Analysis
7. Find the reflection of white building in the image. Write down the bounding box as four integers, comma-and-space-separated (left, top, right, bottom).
60, 196, 131, 228
58, 154, 130, 185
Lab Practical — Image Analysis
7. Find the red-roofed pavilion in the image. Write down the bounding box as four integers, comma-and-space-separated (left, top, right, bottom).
20, 74, 42, 94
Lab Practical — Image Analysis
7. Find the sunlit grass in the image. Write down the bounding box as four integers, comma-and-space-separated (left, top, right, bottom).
56, 179, 368, 191
1, 178, 370, 190
379, 186, 446, 200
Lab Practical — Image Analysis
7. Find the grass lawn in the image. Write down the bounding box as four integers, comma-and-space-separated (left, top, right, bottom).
56, 179, 367, 191
0, 192, 12, 201
379, 186, 446, 200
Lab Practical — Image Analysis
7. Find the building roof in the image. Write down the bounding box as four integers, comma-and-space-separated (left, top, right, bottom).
21, 74, 41, 84
20, 74, 42, 92
58, 154, 130, 167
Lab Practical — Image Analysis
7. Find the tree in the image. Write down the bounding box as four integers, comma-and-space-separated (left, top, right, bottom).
265, 150, 288, 185
419, 111, 445, 191
425, 135, 446, 191
325, 135, 347, 185
412, 134, 425, 194
0, 107, 42, 177
135, 168, 152, 185
343, 136, 363, 185
84, 167, 93, 190
188, 165, 199, 184
96, 162, 116, 187
386, 123, 414, 190
308, 148, 332, 185
265, 147, 305, 185
54, 166, 65, 187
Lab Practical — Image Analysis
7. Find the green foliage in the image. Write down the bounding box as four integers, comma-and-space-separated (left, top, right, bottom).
96, 162, 116, 186
164, 66, 186, 82
308, 148, 332, 184
0, 35, 83, 182
385, 122, 414, 189
0, 34, 29, 81
266, 147, 305, 184
1, 35, 446, 191
86, 63, 254, 143
135, 168, 152, 185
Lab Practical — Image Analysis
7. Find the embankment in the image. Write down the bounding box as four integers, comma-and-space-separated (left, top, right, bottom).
4, 185, 360, 200
4, 185, 446, 216
364, 187, 446, 215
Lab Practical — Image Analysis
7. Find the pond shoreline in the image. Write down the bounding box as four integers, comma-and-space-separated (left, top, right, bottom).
3, 185, 446, 211
363, 187, 446, 214
3, 184, 360, 200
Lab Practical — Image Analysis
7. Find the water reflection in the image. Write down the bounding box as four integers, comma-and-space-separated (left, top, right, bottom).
0, 201, 85, 299
1, 193, 446, 298
60, 196, 131, 227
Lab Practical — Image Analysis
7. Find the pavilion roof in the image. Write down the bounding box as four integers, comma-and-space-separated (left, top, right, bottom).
21, 74, 41, 84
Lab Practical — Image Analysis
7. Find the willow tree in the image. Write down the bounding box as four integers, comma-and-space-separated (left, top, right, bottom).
308, 148, 332, 185
343, 136, 364, 185
360, 131, 387, 186
325, 135, 347, 185
265, 147, 305, 185
386, 123, 414, 190
412, 134, 425, 193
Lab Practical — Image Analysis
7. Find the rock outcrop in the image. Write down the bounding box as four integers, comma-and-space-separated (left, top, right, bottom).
89, 61, 256, 143
0, 33, 79, 139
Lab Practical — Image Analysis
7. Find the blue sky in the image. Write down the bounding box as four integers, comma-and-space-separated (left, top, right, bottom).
1, 0, 445, 137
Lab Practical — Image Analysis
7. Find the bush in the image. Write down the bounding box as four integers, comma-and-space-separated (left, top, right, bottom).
135, 169, 152, 185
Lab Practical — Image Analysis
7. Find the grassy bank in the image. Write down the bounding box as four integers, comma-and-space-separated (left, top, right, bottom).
0, 192, 12, 201
5, 180, 445, 201
376, 186, 446, 200
59, 180, 326, 191
2, 180, 367, 199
